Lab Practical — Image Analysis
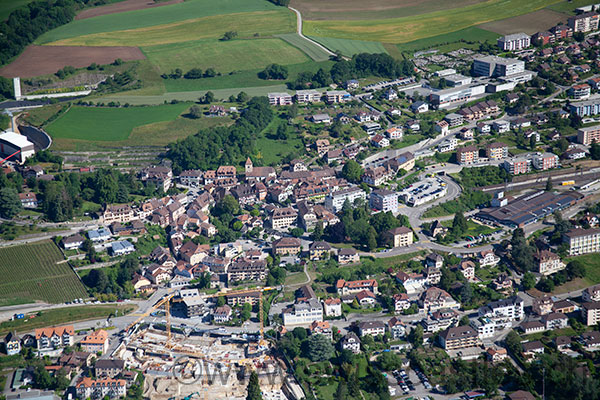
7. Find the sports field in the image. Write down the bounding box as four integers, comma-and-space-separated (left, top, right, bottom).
303, 0, 562, 43
36, 0, 281, 44
307, 36, 388, 56
0, 241, 88, 304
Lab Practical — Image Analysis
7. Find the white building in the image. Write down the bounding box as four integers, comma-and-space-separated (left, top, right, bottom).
370, 189, 399, 213
268, 92, 293, 106
296, 89, 321, 103
282, 299, 323, 326
478, 297, 524, 322
76, 377, 126, 399
563, 228, 600, 256
470, 317, 496, 339
325, 187, 367, 213
323, 298, 342, 317
498, 33, 531, 51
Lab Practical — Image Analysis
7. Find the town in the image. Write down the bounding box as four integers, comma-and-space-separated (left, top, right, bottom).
4, 1, 600, 400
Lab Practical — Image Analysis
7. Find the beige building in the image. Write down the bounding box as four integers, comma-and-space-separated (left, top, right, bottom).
563, 228, 600, 256
272, 237, 302, 255
439, 326, 481, 350
385, 227, 413, 248
582, 301, 600, 325
534, 250, 565, 275
271, 207, 298, 230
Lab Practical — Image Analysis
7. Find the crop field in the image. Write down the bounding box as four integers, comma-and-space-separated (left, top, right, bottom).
48, 10, 296, 47
546, 0, 599, 13
303, 0, 562, 44
0, 241, 88, 304
396, 26, 500, 53
143, 38, 308, 74
276, 33, 332, 61
307, 36, 388, 56
36, 0, 280, 44
478, 9, 568, 35
75, 0, 183, 20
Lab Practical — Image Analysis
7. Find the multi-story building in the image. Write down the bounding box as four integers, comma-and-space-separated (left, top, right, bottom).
76, 377, 126, 399
534, 250, 565, 275
358, 321, 386, 337
325, 90, 351, 104
569, 84, 592, 100
430, 84, 486, 108
309, 241, 332, 260
577, 125, 600, 145
473, 55, 525, 77
336, 279, 379, 296
362, 166, 394, 186
456, 146, 479, 165
227, 260, 267, 283
179, 170, 203, 187
309, 321, 332, 339
532, 153, 559, 170
323, 298, 342, 317
503, 157, 531, 175
95, 359, 125, 379
80, 330, 109, 354
439, 326, 481, 350
226, 291, 260, 307
35, 326, 74, 352
268, 92, 293, 105
570, 99, 600, 117
583, 285, 600, 302
563, 228, 600, 255
340, 332, 361, 354
295, 89, 321, 103
282, 298, 323, 326
542, 312, 568, 330
325, 187, 367, 213
338, 248, 359, 265
532, 296, 554, 316
486, 142, 509, 160
102, 204, 135, 224
568, 11, 600, 32
370, 189, 399, 213
393, 293, 411, 312
213, 305, 232, 323
384, 227, 413, 248
582, 301, 600, 325
272, 237, 302, 255
498, 32, 531, 51
420, 287, 460, 312
387, 317, 406, 339
478, 297, 524, 322
470, 317, 496, 339
271, 207, 297, 230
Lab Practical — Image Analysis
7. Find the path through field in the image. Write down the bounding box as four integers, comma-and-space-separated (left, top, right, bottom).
288, 7, 336, 58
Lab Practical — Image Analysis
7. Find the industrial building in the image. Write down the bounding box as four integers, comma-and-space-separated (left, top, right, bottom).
0, 131, 35, 163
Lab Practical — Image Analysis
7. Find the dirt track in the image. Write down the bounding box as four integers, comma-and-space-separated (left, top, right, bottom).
0, 45, 145, 78
75, 0, 184, 20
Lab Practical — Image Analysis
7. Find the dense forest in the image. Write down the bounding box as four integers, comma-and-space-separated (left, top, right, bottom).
167, 97, 273, 172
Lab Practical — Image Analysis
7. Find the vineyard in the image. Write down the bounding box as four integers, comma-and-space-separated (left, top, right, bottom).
0, 241, 88, 304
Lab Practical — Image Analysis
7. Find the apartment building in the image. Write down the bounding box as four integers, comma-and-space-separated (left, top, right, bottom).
80, 330, 109, 354
420, 287, 460, 312
282, 298, 324, 326
76, 377, 126, 399
370, 189, 399, 213
268, 92, 293, 105
213, 305, 232, 323
503, 157, 531, 175
323, 298, 342, 317
271, 207, 298, 230
570, 99, 600, 117
272, 237, 302, 255
582, 301, 600, 325
532, 153, 559, 170
102, 204, 135, 224
358, 321, 386, 337
486, 142, 509, 160
439, 326, 481, 350
226, 291, 260, 307
583, 285, 600, 302
325, 186, 367, 213
385, 227, 413, 248
568, 11, 600, 32
470, 317, 496, 339
456, 146, 479, 165
534, 250, 566, 275
35, 325, 74, 352
295, 89, 321, 103
563, 228, 600, 256
569, 84, 592, 100
478, 296, 524, 322
325, 90, 351, 104
336, 279, 379, 296
95, 359, 125, 379
473, 56, 525, 77
577, 125, 600, 145
338, 248, 359, 265
498, 32, 531, 51
227, 260, 267, 283
362, 166, 393, 186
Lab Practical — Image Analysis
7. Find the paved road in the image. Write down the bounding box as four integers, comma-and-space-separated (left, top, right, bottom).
288, 7, 336, 58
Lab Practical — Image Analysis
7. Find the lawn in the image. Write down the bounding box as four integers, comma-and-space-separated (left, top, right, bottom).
143, 38, 309, 75
0, 304, 134, 336
45, 103, 189, 142
307, 36, 388, 56
48, 10, 296, 46
276, 33, 332, 62
441, 219, 496, 239
36, 0, 281, 44
0, 241, 88, 304
256, 119, 305, 166
284, 271, 309, 286
553, 254, 600, 294
396, 26, 500, 53
302, 0, 562, 44
368, 251, 427, 267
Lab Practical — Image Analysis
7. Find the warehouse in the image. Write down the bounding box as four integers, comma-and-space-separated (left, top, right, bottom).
0, 131, 35, 163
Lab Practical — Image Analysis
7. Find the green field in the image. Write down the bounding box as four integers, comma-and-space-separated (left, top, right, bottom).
397, 26, 500, 53
308, 36, 388, 56
553, 254, 600, 294
36, 0, 280, 44
0, 0, 35, 21
303, 0, 562, 43
143, 38, 309, 74
48, 10, 296, 46
0, 305, 134, 335
0, 241, 88, 304
276, 33, 332, 61
546, 0, 598, 13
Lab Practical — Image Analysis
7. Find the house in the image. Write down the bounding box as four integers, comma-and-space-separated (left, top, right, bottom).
493, 120, 510, 133
76, 377, 126, 399
554, 336, 572, 351
425, 253, 444, 269
393, 293, 410, 312
213, 305, 232, 323
420, 287, 459, 312
388, 317, 406, 339
208, 105, 226, 117
459, 260, 476, 281
358, 321, 386, 337
541, 312, 568, 330
80, 330, 109, 354
429, 220, 447, 238
145, 264, 171, 285
355, 290, 377, 307
340, 332, 361, 354
384, 88, 398, 100
345, 80, 359, 90
272, 237, 302, 255
18, 192, 38, 208
439, 326, 480, 350
522, 341, 544, 359
385, 126, 403, 140
486, 346, 508, 363
435, 120, 449, 135
438, 137, 457, 153
534, 250, 565, 275
338, 248, 359, 265
336, 279, 378, 296
4, 332, 20, 355
95, 359, 125, 378
311, 114, 331, 124
508, 391, 536, 400
309, 241, 332, 260
110, 240, 135, 256
315, 139, 331, 157
371, 134, 389, 148
102, 204, 135, 224
384, 227, 413, 248
139, 166, 172, 192
410, 101, 429, 113
478, 250, 500, 267
323, 298, 342, 317
477, 122, 492, 134
552, 299, 577, 314
444, 113, 464, 127
519, 321, 545, 335
405, 119, 421, 131
61, 234, 85, 251
581, 331, 600, 350
271, 207, 298, 230
309, 321, 332, 339
35, 325, 74, 352
87, 227, 111, 243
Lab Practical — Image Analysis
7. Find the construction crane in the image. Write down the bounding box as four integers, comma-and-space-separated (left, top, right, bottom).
125, 292, 176, 343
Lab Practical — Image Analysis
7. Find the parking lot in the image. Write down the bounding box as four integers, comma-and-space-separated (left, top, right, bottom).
399, 177, 448, 207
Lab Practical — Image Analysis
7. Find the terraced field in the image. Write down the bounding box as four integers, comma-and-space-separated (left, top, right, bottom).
0, 241, 88, 304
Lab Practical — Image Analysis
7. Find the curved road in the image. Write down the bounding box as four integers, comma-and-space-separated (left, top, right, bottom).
288, 7, 336, 58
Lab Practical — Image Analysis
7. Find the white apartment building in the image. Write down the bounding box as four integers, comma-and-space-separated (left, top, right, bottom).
76, 378, 126, 399
582, 301, 600, 325
271, 207, 298, 230
498, 33, 531, 51
326, 90, 351, 104
583, 285, 600, 303
268, 92, 293, 106
358, 321, 386, 337
470, 317, 496, 339
563, 228, 600, 256
282, 299, 323, 326
295, 89, 321, 103
532, 153, 559, 170
323, 298, 342, 317
478, 297, 524, 322
370, 189, 399, 213
325, 187, 367, 213
473, 56, 525, 77
535, 250, 565, 276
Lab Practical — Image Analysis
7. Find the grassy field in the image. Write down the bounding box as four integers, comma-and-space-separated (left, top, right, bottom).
477, 8, 567, 35
303, 0, 562, 44
48, 10, 296, 46
307, 36, 388, 56
0, 241, 88, 304
256, 119, 305, 166
36, 0, 281, 44
143, 38, 308, 75
553, 254, 600, 294
396, 26, 500, 53
46, 103, 189, 142
276, 33, 332, 61
0, 305, 134, 336
546, 0, 598, 13
0, 0, 35, 21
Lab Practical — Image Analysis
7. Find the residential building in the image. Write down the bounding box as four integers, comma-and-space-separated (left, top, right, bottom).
473, 56, 525, 77
386, 126, 403, 140
522, 341, 545, 359
420, 287, 460, 312
102, 204, 135, 224
503, 157, 531, 175
326, 90, 351, 104
226, 291, 260, 307
362, 166, 393, 186
271, 207, 297, 230
532, 296, 554, 316
532, 153, 559, 170
456, 146, 479, 165
312, 114, 330, 124
61, 234, 84, 250
370, 189, 399, 213
268, 92, 293, 105
227, 260, 267, 283
577, 125, 600, 145
520, 321, 545, 335
296, 89, 321, 103
76, 377, 126, 399
80, 330, 109, 354
582, 301, 600, 325
470, 317, 495, 339
309, 321, 332, 339
336, 279, 379, 296
570, 99, 600, 117
493, 120, 511, 133
486, 142, 509, 160
444, 113, 464, 127
542, 312, 568, 330
563, 228, 600, 256
18, 192, 38, 208
325, 187, 366, 213
581, 331, 600, 350
340, 332, 361, 354
439, 326, 480, 350
384, 227, 413, 248
35, 325, 74, 352
438, 137, 458, 153
568, 11, 600, 32
388, 317, 406, 339
95, 359, 125, 379
272, 237, 302, 255
323, 298, 342, 317
309, 241, 332, 260
4, 332, 20, 355
88, 228, 111, 243
370, 134, 389, 148
498, 32, 531, 51
486, 347, 508, 363
534, 250, 565, 275
282, 298, 323, 326
478, 250, 500, 267
358, 321, 386, 337
425, 253, 444, 269
583, 285, 600, 302
478, 297, 524, 322
110, 240, 135, 256
213, 305, 232, 323
410, 101, 429, 113
393, 293, 411, 312
338, 248, 359, 265
569, 83, 592, 100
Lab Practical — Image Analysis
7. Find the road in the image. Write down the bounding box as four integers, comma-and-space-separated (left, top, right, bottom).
288, 7, 336, 58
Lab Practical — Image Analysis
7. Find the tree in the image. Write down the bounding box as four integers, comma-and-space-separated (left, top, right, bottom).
545, 177, 553, 191
410, 325, 423, 347
221, 31, 238, 41
522, 271, 536, 290
217, 296, 226, 307
188, 105, 202, 119
203, 91, 215, 104
451, 211, 468, 236
0, 187, 21, 218
258, 64, 288, 80
246, 371, 262, 400
312, 221, 324, 240
459, 315, 470, 326
378, 351, 403, 371
341, 160, 364, 183
304, 334, 334, 362
290, 227, 304, 238
334, 380, 349, 400
591, 140, 600, 160
529, 134, 537, 150
237, 91, 249, 103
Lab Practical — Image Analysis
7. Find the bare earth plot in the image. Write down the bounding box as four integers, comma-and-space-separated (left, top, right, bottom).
477, 9, 568, 35
0, 45, 145, 78
75, 0, 184, 20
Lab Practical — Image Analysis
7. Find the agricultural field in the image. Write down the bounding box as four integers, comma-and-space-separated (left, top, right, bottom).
302, 0, 562, 44
0, 0, 36, 21
75, 0, 184, 20
396, 26, 500, 53
478, 8, 568, 35
307, 36, 388, 57
0, 241, 88, 304
44, 103, 233, 150
276, 33, 332, 62
546, 0, 599, 13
